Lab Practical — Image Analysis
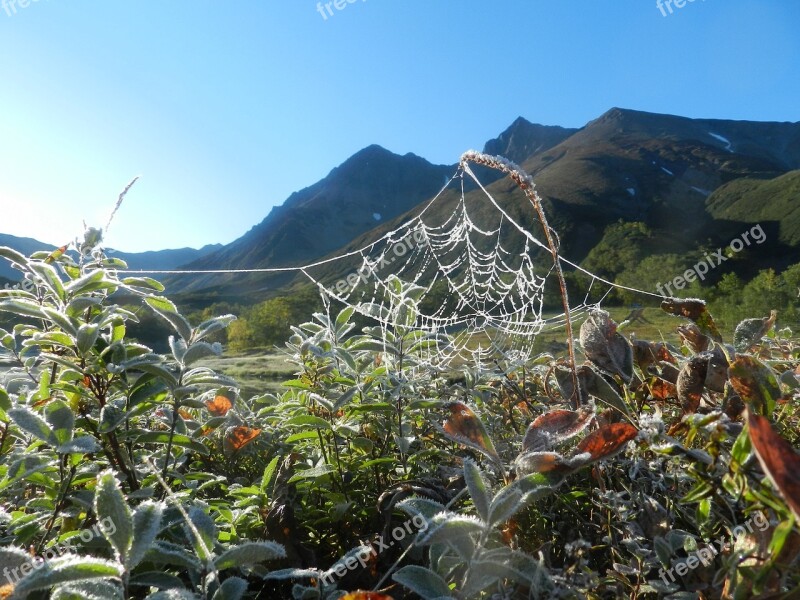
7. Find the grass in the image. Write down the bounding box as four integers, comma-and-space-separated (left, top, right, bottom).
197, 349, 297, 397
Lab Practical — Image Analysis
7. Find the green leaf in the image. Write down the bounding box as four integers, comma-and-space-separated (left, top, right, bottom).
145, 296, 192, 340
288, 464, 335, 482
94, 470, 134, 564
14, 556, 124, 596
182, 341, 222, 366
121, 277, 165, 292
9, 407, 58, 445
64, 269, 117, 296
58, 436, 102, 454
285, 415, 331, 430
185, 507, 217, 562
0, 298, 46, 319
463, 459, 491, 521
29, 261, 66, 301
214, 541, 286, 570
76, 323, 101, 355
396, 497, 447, 522
192, 314, 236, 343
136, 432, 210, 455
284, 430, 320, 443
144, 541, 201, 570
45, 400, 75, 446
212, 577, 248, 600
417, 513, 484, 546
392, 565, 454, 599
0, 245, 30, 269
489, 473, 557, 527
51, 580, 124, 600
768, 516, 795, 556
728, 355, 781, 415
128, 500, 165, 569
260, 456, 280, 495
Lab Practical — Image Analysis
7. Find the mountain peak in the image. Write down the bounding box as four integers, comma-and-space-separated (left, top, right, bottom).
483, 117, 578, 164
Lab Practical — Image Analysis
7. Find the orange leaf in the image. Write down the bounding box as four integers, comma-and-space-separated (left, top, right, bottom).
44, 244, 69, 264
341, 593, 393, 600
747, 412, 800, 522
206, 394, 233, 416
574, 423, 638, 462
224, 426, 261, 453
442, 402, 499, 461
649, 378, 677, 401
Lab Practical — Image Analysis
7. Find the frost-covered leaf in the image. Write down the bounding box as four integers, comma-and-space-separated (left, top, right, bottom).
214, 541, 286, 570
661, 298, 722, 343
488, 473, 557, 527
392, 565, 453, 599
734, 310, 776, 353
186, 507, 217, 561
45, 400, 75, 446
51, 580, 124, 600
14, 556, 124, 596
463, 459, 490, 521
145, 296, 192, 341
396, 496, 448, 522
417, 513, 484, 546
144, 541, 202, 570
58, 435, 101, 454
579, 309, 634, 383
676, 355, 707, 414
128, 501, 165, 569
183, 341, 222, 366
76, 323, 100, 355
94, 470, 134, 564
522, 406, 594, 452
211, 577, 248, 600
9, 406, 58, 446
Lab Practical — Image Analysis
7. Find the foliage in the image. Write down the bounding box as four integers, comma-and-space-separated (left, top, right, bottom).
1, 239, 799, 600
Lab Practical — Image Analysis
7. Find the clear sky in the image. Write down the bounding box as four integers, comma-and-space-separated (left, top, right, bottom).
0, 0, 798, 252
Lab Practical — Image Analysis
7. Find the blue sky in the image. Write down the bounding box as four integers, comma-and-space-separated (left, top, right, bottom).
0, 0, 798, 252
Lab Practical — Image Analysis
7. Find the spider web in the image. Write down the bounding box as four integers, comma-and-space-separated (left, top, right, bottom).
123, 150, 660, 374
296, 151, 626, 373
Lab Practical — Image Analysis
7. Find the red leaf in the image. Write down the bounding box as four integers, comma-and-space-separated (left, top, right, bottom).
747, 412, 800, 522
574, 423, 638, 462
522, 407, 594, 452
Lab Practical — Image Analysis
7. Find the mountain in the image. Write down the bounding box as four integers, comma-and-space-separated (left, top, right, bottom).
6, 108, 798, 300
0, 233, 221, 281
482, 117, 578, 164
173, 145, 455, 292
276, 107, 800, 294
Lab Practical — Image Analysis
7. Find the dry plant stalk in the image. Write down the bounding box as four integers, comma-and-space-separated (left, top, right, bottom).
459, 150, 579, 397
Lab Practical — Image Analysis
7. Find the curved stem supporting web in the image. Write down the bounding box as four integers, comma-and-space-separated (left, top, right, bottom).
459, 150, 580, 398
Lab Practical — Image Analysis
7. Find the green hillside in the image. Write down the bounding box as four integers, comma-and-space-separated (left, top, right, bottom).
706, 170, 800, 246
